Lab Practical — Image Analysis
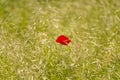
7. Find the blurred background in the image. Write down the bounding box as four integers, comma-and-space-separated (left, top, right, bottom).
0, 0, 120, 80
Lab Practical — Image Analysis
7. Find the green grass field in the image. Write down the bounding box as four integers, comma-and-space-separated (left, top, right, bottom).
0, 0, 120, 80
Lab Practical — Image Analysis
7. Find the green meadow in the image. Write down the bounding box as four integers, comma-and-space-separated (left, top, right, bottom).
0, 0, 120, 80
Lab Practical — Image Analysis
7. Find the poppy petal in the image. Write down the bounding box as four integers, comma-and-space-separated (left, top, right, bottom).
55, 35, 71, 45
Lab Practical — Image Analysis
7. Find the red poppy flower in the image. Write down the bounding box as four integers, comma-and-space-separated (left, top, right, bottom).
55, 35, 71, 45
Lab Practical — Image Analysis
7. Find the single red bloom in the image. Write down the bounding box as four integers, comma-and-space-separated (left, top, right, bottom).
55, 35, 71, 45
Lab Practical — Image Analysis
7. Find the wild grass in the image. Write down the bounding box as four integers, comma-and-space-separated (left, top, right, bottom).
0, 0, 120, 80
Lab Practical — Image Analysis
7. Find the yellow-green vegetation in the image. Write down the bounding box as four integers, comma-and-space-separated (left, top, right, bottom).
0, 0, 120, 80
